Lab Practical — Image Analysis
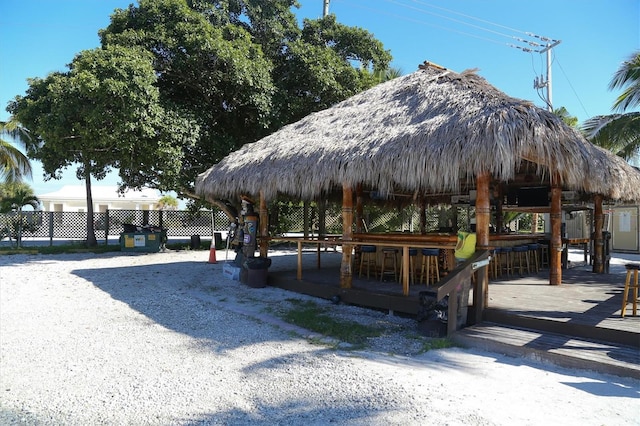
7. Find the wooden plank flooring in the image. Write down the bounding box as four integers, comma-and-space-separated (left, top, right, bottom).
262, 247, 640, 377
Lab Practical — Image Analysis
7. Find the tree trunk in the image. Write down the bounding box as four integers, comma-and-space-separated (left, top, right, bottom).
84, 163, 97, 247
16, 207, 23, 249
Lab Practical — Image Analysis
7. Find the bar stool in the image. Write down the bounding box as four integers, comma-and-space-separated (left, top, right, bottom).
491, 247, 502, 277
539, 241, 550, 269
379, 248, 399, 282
489, 247, 499, 279
621, 263, 639, 317
399, 248, 418, 284
420, 248, 440, 285
527, 243, 540, 274
512, 245, 530, 276
499, 246, 513, 277
359, 245, 377, 279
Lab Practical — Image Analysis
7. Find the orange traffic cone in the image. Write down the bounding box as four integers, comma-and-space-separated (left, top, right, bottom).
208, 240, 217, 264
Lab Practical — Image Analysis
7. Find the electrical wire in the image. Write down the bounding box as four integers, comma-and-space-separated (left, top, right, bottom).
338, 0, 557, 52
555, 56, 591, 118
334, 0, 509, 47
335, 0, 573, 113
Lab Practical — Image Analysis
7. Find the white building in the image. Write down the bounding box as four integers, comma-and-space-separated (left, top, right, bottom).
607, 205, 639, 253
38, 185, 160, 213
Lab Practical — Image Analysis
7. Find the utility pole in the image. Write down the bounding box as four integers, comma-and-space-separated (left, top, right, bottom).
510, 33, 561, 112
323, 0, 330, 17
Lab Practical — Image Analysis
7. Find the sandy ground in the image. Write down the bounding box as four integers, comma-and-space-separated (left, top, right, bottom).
0, 248, 639, 425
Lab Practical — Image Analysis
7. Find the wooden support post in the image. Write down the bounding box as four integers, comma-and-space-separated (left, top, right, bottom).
549, 175, 563, 285
402, 245, 410, 296
259, 191, 269, 258
419, 197, 427, 234
297, 240, 303, 280
340, 184, 354, 288
355, 184, 364, 234
495, 184, 503, 234
303, 201, 309, 239
474, 172, 490, 322
593, 194, 604, 273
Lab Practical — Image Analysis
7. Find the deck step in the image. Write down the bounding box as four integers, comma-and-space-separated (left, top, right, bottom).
452, 323, 640, 379
483, 308, 640, 349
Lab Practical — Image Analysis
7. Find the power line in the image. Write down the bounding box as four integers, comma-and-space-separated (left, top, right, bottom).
403, 0, 532, 36
555, 56, 590, 118
336, 1, 510, 47
337, 0, 567, 113
383, 0, 521, 41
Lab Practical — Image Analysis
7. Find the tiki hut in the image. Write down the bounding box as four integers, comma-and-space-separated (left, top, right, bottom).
196, 62, 640, 301
197, 62, 640, 203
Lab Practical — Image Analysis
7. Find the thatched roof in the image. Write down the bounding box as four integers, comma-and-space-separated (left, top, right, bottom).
196, 62, 640, 203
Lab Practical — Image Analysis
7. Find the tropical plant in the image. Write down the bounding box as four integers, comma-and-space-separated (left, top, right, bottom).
554, 107, 578, 128
0, 182, 40, 248
0, 120, 33, 183
158, 194, 179, 211
582, 51, 640, 161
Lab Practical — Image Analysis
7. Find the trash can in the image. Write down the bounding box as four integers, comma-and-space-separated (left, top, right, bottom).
120, 232, 163, 252
242, 257, 272, 288
120, 224, 166, 253
416, 283, 470, 338
190, 235, 201, 250
416, 291, 448, 337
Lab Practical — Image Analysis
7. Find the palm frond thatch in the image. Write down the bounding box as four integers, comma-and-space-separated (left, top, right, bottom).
196, 63, 640, 203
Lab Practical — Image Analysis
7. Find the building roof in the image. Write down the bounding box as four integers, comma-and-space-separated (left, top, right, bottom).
38, 185, 160, 203
196, 62, 640, 204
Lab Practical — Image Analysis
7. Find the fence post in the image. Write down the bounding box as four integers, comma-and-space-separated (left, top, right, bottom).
105, 209, 110, 245
48, 211, 54, 246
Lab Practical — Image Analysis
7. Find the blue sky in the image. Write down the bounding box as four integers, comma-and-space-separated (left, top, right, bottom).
1, 0, 638, 197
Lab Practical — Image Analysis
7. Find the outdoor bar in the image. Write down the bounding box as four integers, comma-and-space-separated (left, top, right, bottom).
196, 61, 640, 327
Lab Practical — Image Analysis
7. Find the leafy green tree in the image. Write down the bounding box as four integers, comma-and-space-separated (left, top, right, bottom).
99, 0, 392, 216
0, 120, 33, 183
583, 51, 640, 161
158, 194, 179, 210
0, 182, 40, 248
8, 45, 199, 246
101, 0, 275, 205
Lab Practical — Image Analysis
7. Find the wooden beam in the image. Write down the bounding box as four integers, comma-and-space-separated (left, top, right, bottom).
592, 194, 604, 273
340, 184, 354, 288
419, 196, 427, 234
474, 172, 490, 321
355, 183, 364, 234
259, 191, 269, 258
549, 174, 562, 285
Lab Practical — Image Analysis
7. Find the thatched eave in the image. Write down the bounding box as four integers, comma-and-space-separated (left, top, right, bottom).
196, 62, 640, 205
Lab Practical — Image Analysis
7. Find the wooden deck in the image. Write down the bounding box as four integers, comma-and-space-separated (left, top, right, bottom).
262, 247, 640, 378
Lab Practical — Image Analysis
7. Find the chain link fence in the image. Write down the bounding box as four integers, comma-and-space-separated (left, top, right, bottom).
0, 203, 475, 246
0, 209, 229, 246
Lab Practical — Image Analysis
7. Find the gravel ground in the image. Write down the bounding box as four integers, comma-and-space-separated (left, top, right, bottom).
1, 249, 638, 425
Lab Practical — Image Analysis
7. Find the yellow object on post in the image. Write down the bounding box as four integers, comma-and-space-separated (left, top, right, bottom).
454, 231, 476, 262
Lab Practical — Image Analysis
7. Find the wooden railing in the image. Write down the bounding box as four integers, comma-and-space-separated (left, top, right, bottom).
418, 249, 491, 335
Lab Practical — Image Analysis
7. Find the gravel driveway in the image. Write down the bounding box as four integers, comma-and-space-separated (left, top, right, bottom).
1, 249, 638, 425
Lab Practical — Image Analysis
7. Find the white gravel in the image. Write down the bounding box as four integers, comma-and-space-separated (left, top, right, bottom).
1, 249, 638, 425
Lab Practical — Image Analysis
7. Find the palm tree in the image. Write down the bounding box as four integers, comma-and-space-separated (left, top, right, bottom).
158, 194, 179, 210
583, 51, 640, 161
373, 66, 403, 83
0, 119, 33, 183
0, 182, 40, 248
554, 107, 578, 128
